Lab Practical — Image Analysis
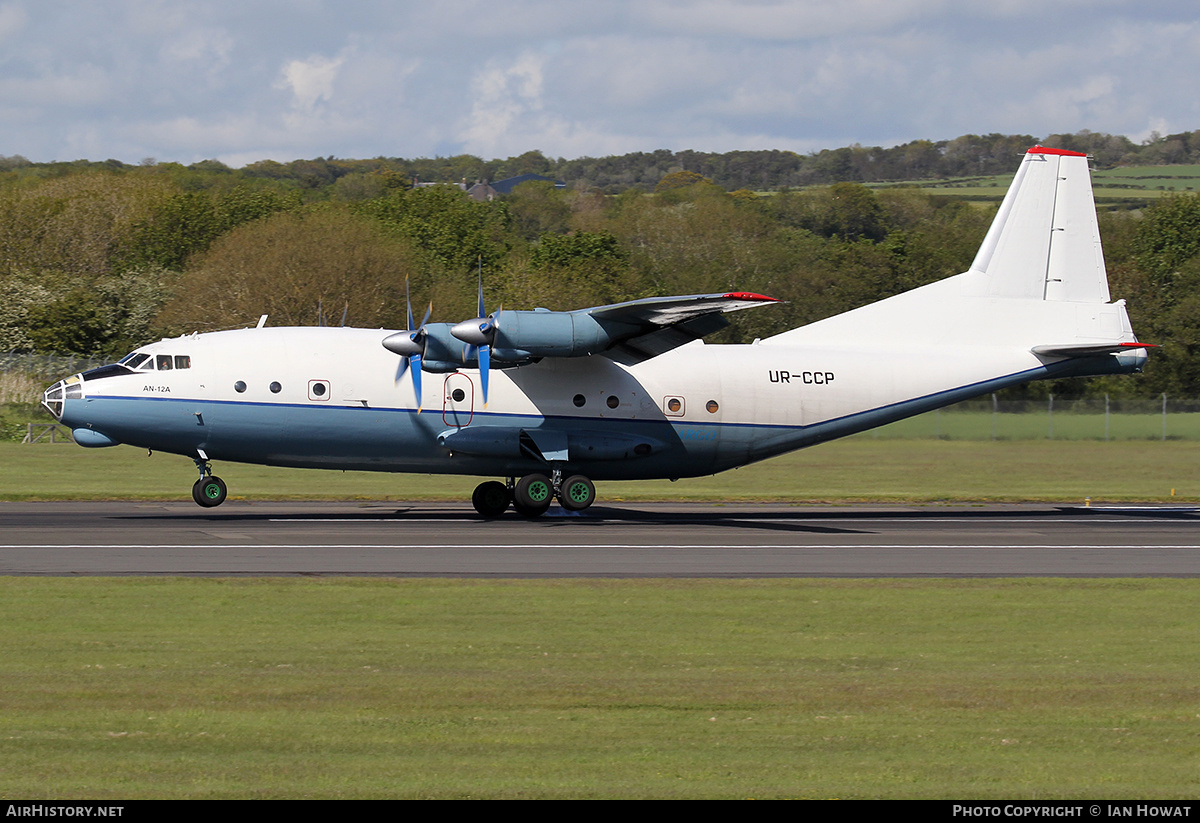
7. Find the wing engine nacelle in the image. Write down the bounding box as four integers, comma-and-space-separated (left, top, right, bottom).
385, 312, 613, 372
451, 310, 621, 363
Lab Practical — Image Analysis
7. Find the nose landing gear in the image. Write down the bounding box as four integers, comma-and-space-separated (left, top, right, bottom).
191, 455, 227, 508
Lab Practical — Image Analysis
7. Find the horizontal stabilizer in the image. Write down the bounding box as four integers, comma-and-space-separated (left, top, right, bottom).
1031, 342, 1156, 358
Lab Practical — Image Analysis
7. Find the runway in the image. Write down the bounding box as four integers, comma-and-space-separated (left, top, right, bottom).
3, 501, 1200, 576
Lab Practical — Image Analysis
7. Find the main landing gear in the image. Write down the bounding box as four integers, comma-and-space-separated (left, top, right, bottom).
471, 471, 597, 518
191, 456, 227, 508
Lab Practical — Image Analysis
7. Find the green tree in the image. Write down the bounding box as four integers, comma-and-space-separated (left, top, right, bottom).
1131, 192, 1200, 300
0, 172, 175, 279
654, 170, 712, 193
506, 180, 571, 241
124, 186, 301, 272
159, 209, 446, 332
354, 185, 511, 273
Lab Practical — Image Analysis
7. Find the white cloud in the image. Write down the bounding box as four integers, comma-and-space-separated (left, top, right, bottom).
281, 54, 345, 111
1, 1, 1199, 164
460, 51, 552, 157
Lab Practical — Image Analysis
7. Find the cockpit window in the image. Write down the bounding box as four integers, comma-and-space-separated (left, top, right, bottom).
119, 351, 190, 370
120, 352, 150, 369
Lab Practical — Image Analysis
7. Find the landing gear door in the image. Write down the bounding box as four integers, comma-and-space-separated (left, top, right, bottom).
443, 373, 474, 427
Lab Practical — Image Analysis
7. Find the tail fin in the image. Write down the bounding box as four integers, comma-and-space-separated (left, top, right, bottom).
765, 146, 1139, 352
970, 147, 1109, 303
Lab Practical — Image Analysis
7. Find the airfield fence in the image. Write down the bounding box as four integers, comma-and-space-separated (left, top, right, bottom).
863, 394, 1199, 441
1, 352, 105, 378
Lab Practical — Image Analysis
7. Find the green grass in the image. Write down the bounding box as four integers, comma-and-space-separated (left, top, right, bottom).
1093, 164, 1200, 190
867, 164, 1199, 208
1, 577, 1197, 799
4, 438, 1200, 503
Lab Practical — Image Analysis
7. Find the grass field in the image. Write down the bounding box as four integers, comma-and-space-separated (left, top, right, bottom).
3, 437, 1199, 503
2, 577, 1198, 799
5, 408, 1200, 798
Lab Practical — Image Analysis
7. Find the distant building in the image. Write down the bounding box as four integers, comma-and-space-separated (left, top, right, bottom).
466, 181, 499, 202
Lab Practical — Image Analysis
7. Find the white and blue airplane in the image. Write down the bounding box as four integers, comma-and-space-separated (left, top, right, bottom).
43, 147, 1150, 516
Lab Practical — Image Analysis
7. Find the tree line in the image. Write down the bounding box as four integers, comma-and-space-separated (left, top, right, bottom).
4, 129, 1200, 195
1, 130, 1199, 400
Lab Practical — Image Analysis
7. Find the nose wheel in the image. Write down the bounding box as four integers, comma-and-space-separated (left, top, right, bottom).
191, 455, 228, 508
192, 475, 227, 508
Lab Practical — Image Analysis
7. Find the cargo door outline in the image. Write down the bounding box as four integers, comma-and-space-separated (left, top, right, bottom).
442, 373, 474, 427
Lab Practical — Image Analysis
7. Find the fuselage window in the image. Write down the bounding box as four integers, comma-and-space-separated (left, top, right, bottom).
307, 380, 329, 401
270, 382, 282, 394
234, 381, 247, 393
174, 355, 191, 369
573, 394, 586, 407
156, 354, 173, 371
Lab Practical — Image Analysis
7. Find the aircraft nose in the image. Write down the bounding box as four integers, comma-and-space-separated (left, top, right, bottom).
42, 376, 82, 421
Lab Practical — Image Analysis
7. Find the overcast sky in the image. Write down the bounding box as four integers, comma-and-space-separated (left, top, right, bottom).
2, 0, 1198, 167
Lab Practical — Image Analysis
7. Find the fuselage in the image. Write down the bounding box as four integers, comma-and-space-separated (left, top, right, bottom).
44, 321, 1141, 483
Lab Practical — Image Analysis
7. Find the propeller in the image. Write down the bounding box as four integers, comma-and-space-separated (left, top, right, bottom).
382, 279, 432, 409
451, 264, 497, 406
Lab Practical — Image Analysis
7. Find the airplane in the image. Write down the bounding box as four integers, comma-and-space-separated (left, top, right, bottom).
42, 147, 1151, 517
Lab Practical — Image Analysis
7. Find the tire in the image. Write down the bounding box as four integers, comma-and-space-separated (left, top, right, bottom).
513, 473, 552, 517
471, 480, 510, 517
558, 475, 596, 511
192, 475, 227, 508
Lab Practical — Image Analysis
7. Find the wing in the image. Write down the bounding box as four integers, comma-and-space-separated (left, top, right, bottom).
580, 292, 780, 364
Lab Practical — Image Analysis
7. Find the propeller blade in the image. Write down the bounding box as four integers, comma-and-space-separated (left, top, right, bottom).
478, 344, 490, 407
411, 353, 423, 410
477, 259, 486, 319
476, 260, 493, 406
405, 278, 414, 330
390, 280, 429, 409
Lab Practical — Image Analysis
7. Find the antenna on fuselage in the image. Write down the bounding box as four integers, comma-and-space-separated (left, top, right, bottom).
256, 315, 268, 329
